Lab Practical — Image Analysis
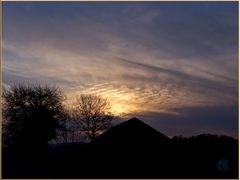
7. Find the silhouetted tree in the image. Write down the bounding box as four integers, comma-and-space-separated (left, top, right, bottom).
53, 107, 84, 143
3, 84, 65, 154
74, 94, 114, 141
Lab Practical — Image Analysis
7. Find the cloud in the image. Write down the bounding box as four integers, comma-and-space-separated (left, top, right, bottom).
141, 104, 238, 138
2, 17, 237, 113
2, 2, 238, 137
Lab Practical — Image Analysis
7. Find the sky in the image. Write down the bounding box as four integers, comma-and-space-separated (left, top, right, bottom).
2, 2, 238, 138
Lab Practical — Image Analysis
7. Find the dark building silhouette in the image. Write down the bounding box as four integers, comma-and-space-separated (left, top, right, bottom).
93, 117, 171, 145
3, 117, 238, 179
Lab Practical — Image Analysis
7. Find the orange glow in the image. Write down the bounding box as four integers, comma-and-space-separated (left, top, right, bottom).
110, 102, 139, 116
65, 85, 141, 116
110, 104, 129, 116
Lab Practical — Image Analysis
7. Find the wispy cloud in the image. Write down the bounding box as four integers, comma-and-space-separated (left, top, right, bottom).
3, 2, 238, 137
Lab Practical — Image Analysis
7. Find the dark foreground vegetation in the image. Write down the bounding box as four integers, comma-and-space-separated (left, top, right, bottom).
3, 118, 238, 179
2, 85, 238, 178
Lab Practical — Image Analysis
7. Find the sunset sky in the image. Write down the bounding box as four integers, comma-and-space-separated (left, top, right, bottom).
2, 2, 238, 137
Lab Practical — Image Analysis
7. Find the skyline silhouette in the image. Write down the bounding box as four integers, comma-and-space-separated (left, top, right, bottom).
2, 114, 238, 178
2, 1, 239, 178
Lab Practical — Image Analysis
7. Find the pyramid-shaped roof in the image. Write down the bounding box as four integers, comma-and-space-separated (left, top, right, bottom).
93, 117, 170, 145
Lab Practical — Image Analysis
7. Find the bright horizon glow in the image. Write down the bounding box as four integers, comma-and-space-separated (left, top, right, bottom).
64, 86, 142, 116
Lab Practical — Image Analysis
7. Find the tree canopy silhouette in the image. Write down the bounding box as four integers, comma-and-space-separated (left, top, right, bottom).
73, 94, 114, 141
3, 84, 65, 153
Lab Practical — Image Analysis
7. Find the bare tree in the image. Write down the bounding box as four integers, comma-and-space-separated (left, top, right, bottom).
52, 107, 85, 144
74, 94, 114, 141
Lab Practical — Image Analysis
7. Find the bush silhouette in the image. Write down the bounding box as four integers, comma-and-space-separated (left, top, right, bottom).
3, 84, 65, 155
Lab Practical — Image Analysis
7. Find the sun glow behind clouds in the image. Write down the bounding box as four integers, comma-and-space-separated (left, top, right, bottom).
64, 79, 234, 117
2, 2, 238, 137
65, 83, 142, 116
